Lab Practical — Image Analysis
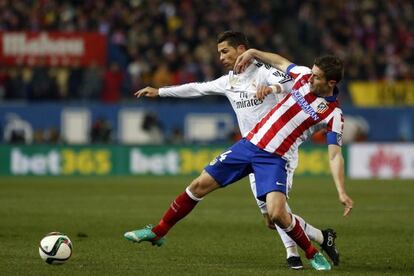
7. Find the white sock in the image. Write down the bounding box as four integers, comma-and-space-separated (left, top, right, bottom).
276, 224, 296, 247
293, 214, 324, 244
286, 246, 300, 258
275, 214, 299, 258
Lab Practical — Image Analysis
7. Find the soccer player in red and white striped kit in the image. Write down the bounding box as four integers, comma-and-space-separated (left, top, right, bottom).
125, 46, 353, 271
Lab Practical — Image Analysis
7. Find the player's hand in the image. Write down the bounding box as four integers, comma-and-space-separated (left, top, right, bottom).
134, 86, 159, 98
339, 193, 354, 217
234, 49, 255, 73
256, 86, 273, 101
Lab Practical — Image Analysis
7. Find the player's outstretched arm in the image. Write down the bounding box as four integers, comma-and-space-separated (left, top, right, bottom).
134, 86, 159, 98
328, 144, 354, 216
234, 49, 292, 73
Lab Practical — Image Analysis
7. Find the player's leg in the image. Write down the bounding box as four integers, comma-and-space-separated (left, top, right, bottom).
272, 204, 339, 266
252, 152, 330, 270
124, 170, 219, 245
291, 213, 323, 244
266, 192, 331, 271
249, 173, 303, 270
293, 213, 339, 266
265, 192, 317, 259
286, 171, 339, 267
284, 202, 324, 246
275, 168, 303, 268
282, 167, 339, 265
252, 154, 318, 260
124, 139, 253, 245
274, 223, 303, 270
152, 170, 221, 237
283, 170, 324, 246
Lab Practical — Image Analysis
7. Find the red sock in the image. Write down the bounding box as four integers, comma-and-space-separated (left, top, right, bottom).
286, 218, 318, 259
152, 191, 199, 237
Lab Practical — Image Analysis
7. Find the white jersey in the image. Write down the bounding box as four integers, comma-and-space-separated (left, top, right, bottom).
247, 65, 344, 164
159, 60, 293, 136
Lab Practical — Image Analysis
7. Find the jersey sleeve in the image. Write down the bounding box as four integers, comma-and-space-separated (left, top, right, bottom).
279, 76, 294, 95
159, 76, 227, 98
259, 66, 294, 95
326, 108, 344, 146
286, 64, 312, 80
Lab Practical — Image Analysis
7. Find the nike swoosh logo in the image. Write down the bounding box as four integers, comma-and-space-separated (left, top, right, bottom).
276, 182, 285, 186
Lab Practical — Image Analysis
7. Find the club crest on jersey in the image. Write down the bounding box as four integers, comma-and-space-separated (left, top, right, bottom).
316, 102, 328, 114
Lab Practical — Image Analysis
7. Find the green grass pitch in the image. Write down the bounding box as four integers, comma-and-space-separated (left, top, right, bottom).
0, 176, 413, 275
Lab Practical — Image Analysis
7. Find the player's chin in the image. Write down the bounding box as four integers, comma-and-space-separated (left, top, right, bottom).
309, 86, 317, 94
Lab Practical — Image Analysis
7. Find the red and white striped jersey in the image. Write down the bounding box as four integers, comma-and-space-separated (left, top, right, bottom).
247, 65, 344, 162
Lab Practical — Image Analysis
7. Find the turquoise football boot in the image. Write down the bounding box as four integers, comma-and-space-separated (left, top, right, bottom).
124, 225, 165, 247
310, 252, 332, 271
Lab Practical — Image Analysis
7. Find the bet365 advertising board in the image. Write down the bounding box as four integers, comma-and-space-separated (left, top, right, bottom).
0, 144, 337, 177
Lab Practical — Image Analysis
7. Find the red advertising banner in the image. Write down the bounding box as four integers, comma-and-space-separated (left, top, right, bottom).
349, 144, 414, 179
0, 32, 107, 66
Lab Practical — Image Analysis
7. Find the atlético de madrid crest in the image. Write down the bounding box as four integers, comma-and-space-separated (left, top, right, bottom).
316, 102, 328, 113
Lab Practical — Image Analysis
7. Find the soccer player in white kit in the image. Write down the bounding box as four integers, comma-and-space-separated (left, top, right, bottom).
131, 31, 339, 269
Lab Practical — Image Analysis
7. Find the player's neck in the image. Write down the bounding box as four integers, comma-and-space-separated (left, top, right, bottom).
314, 88, 334, 98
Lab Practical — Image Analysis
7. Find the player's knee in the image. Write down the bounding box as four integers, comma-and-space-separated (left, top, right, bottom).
189, 172, 218, 197
267, 207, 286, 226
268, 212, 281, 225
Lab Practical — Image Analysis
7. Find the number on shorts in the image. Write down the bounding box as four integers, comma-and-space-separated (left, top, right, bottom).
219, 150, 232, 162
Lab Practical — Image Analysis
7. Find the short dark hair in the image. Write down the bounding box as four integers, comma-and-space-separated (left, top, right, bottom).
314, 55, 344, 83
217, 31, 249, 49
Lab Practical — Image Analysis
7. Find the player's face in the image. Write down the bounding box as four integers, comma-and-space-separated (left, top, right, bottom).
217, 41, 244, 71
309, 65, 331, 96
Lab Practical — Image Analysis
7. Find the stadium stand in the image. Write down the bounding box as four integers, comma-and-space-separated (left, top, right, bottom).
0, 0, 413, 103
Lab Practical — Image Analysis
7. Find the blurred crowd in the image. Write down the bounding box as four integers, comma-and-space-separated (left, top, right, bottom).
0, 0, 413, 103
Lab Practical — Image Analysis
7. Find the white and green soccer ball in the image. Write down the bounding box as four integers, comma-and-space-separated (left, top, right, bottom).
39, 232, 72, 264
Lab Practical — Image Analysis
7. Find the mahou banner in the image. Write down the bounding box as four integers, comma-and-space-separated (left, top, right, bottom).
0, 32, 107, 66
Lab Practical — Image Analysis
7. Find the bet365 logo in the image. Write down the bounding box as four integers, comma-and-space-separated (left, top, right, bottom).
10, 148, 111, 175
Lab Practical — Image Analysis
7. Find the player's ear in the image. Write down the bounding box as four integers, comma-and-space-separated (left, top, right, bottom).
327, 80, 337, 88
237, 44, 247, 53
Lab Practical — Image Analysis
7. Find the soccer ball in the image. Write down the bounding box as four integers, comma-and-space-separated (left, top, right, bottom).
38, 232, 72, 264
